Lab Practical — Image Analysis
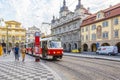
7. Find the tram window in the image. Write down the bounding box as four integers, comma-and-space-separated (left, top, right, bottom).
49, 41, 62, 48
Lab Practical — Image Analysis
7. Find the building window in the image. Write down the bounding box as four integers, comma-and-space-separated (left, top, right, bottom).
63, 27, 66, 31
55, 29, 57, 33
97, 13, 101, 18
22, 37, 25, 40
86, 35, 88, 40
82, 28, 84, 32
8, 25, 11, 27
68, 25, 71, 30
91, 25, 96, 30
114, 18, 119, 25
15, 25, 19, 28
81, 35, 84, 41
114, 30, 119, 38
16, 36, 19, 40
92, 34, 96, 40
59, 28, 61, 33
86, 27, 88, 31
102, 21, 108, 27
74, 23, 77, 28
103, 32, 108, 38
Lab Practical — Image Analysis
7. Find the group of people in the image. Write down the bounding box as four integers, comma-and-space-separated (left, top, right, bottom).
0, 43, 26, 62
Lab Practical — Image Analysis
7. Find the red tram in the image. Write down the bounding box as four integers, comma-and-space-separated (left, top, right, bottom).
26, 38, 63, 60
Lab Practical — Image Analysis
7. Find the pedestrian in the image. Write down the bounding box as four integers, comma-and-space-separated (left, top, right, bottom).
0, 43, 3, 56
14, 45, 20, 61
31, 47, 34, 55
8, 47, 11, 54
2, 42, 6, 55
3, 47, 6, 56
21, 46, 26, 62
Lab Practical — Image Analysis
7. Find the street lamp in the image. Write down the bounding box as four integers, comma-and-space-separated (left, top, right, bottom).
6, 25, 9, 54
12, 36, 15, 47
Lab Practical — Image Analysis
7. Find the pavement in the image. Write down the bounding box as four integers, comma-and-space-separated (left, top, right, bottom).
64, 52, 120, 62
0, 52, 61, 80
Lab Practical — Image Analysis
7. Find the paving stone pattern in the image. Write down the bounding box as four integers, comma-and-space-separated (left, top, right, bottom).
0, 54, 59, 80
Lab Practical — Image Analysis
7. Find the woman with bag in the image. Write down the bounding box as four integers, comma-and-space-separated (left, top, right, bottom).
0, 43, 3, 56
21, 46, 26, 62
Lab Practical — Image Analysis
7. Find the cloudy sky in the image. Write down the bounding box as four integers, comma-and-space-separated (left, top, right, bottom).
0, 0, 120, 30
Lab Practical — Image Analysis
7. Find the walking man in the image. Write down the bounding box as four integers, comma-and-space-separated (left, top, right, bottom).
14, 45, 19, 61
2, 42, 6, 55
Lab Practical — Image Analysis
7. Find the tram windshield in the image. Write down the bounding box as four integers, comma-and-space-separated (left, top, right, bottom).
49, 41, 62, 48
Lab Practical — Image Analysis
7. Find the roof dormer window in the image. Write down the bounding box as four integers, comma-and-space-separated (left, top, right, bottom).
97, 13, 101, 18
96, 11, 104, 20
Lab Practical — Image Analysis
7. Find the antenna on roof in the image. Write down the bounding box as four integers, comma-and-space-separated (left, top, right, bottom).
109, 5, 112, 7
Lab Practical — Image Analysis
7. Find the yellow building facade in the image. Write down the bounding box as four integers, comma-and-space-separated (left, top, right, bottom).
81, 3, 120, 52
0, 20, 26, 47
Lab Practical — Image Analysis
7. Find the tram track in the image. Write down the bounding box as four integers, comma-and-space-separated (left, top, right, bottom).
44, 60, 92, 80
43, 56, 120, 80
60, 57, 120, 80
64, 56, 120, 69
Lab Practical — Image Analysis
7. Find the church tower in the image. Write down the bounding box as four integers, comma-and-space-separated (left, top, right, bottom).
51, 15, 55, 24
59, 0, 69, 17
75, 0, 89, 16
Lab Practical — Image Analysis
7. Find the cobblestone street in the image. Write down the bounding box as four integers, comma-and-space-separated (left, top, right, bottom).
0, 53, 61, 80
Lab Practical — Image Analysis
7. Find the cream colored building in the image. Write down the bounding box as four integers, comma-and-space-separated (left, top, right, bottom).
81, 3, 120, 52
0, 20, 26, 47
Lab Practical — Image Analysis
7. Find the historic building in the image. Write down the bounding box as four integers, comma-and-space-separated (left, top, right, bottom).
51, 0, 91, 52
0, 20, 26, 47
26, 26, 41, 44
81, 3, 120, 52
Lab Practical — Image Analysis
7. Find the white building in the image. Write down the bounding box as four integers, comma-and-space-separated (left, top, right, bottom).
26, 26, 41, 44
51, 0, 91, 52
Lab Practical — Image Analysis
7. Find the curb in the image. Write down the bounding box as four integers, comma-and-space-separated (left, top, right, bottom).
64, 53, 120, 62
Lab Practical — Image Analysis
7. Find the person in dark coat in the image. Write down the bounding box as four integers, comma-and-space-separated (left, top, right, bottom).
14, 45, 19, 61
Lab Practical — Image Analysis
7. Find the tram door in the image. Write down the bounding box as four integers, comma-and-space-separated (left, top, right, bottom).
42, 41, 48, 58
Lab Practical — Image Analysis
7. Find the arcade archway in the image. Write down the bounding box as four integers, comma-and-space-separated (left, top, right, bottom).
91, 43, 97, 52
63, 44, 66, 51
83, 44, 88, 51
101, 43, 110, 46
74, 43, 77, 49
68, 44, 71, 52
116, 42, 120, 53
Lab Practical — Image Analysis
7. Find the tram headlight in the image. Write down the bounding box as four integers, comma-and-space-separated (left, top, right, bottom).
48, 52, 50, 54
53, 51, 56, 54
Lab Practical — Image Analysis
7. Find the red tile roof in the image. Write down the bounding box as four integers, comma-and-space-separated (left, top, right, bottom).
81, 3, 120, 27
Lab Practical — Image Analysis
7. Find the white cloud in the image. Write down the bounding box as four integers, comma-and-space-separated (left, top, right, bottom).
0, 0, 120, 30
